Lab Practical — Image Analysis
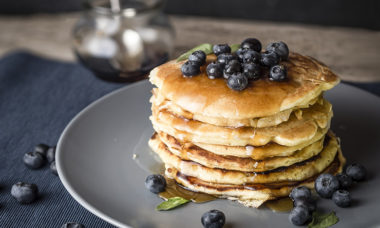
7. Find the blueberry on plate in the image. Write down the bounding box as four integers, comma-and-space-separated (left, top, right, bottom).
240, 38, 262, 52
289, 186, 312, 201
346, 163, 367, 181
181, 61, 201, 77
332, 190, 351, 207
242, 63, 261, 80
269, 65, 287, 81
188, 50, 206, 65
227, 73, 248, 91
61, 222, 85, 228
11, 182, 39, 204
50, 161, 58, 176
294, 198, 317, 212
260, 51, 280, 67
266, 41, 289, 60
23, 152, 45, 169
236, 48, 246, 61
213, 44, 231, 56
206, 62, 224, 79
34, 143, 49, 157
46, 146, 56, 163
289, 205, 311, 226
217, 53, 237, 66
315, 173, 340, 198
336, 173, 353, 189
223, 60, 242, 79
201, 209, 225, 228
242, 49, 261, 63
145, 174, 166, 194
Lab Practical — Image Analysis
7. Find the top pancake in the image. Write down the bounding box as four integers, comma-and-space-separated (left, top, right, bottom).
149, 52, 339, 119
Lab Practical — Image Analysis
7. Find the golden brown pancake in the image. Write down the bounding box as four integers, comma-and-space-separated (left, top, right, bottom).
149, 52, 339, 120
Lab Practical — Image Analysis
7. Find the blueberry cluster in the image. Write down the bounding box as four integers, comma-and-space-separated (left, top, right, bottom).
288, 163, 367, 226
181, 38, 289, 91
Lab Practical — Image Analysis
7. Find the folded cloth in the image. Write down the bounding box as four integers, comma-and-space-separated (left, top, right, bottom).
0, 51, 123, 228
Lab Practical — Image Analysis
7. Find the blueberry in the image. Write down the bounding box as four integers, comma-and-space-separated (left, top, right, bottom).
227, 73, 248, 91
290, 186, 312, 201
242, 63, 261, 80
201, 209, 225, 228
181, 61, 201, 77
289, 205, 311, 226
269, 64, 287, 81
236, 48, 245, 61
46, 146, 56, 163
213, 44, 231, 56
240, 38, 262, 52
266, 41, 289, 60
206, 62, 224, 79
145, 174, 166, 194
61, 222, 85, 228
189, 50, 207, 65
294, 198, 317, 212
34, 143, 49, 157
336, 173, 353, 189
332, 190, 351, 207
260, 51, 280, 67
50, 161, 58, 176
11, 182, 38, 204
23, 152, 45, 169
346, 163, 367, 181
224, 61, 242, 79
315, 173, 340, 198
217, 53, 237, 66
242, 49, 261, 63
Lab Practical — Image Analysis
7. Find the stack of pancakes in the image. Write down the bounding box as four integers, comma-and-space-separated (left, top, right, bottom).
148, 52, 345, 207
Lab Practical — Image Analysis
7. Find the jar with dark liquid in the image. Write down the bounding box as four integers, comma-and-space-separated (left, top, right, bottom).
72, 0, 174, 82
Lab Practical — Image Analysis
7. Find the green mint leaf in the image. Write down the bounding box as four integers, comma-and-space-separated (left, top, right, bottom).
176, 43, 213, 62
156, 197, 190, 211
230, 43, 240, 53
308, 211, 339, 228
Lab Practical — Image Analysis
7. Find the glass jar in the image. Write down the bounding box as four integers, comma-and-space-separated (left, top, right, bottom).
72, 0, 174, 82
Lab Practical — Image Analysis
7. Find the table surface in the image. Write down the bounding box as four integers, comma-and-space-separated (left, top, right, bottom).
0, 13, 379, 82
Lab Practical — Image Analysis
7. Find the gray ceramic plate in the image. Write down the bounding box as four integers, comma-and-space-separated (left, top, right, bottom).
56, 80, 380, 228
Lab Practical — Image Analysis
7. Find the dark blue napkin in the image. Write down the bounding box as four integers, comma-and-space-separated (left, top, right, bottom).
0, 51, 379, 227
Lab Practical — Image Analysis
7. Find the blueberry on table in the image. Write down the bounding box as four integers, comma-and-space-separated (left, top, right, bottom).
294, 198, 317, 212
289, 205, 311, 226
46, 146, 56, 163
50, 161, 58, 176
11, 182, 38, 204
260, 51, 280, 67
240, 38, 262, 52
290, 186, 312, 201
346, 163, 367, 181
242, 63, 261, 80
332, 190, 351, 207
242, 49, 261, 63
23, 152, 45, 169
201, 209, 225, 228
217, 53, 237, 66
223, 60, 242, 79
213, 44, 231, 56
266, 41, 289, 60
336, 173, 353, 189
206, 62, 224, 79
145, 174, 166, 194
34, 143, 49, 157
188, 50, 207, 65
269, 65, 287, 81
61, 222, 85, 228
181, 61, 201, 77
315, 173, 340, 198
227, 73, 248, 91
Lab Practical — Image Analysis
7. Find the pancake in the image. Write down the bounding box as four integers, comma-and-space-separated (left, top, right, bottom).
165, 148, 345, 208
149, 52, 339, 120
149, 132, 339, 185
151, 98, 332, 147
151, 88, 322, 128
158, 131, 324, 172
